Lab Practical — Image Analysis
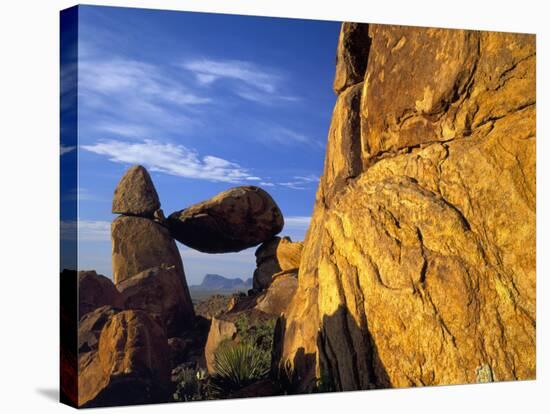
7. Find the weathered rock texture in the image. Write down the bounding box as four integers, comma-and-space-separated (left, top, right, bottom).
116, 265, 194, 336
204, 316, 238, 373
78, 270, 124, 318
277, 23, 536, 391
112, 165, 160, 217
167, 186, 284, 253
78, 305, 121, 355
253, 237, 303, 290
111, 215, 185, 285
78, 310, 171, 407
254, 271, 298, 316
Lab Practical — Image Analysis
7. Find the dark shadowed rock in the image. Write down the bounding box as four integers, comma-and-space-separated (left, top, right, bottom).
111, 215, 184, 285
167, 186, 284, 253
116, 265, 195, 336
229, 378, 281, 398
333, 22, 371, 93
78, 310, 171, 407
168, 337, 190, 367
78, 270, 124, 318
112, 165, 160, 217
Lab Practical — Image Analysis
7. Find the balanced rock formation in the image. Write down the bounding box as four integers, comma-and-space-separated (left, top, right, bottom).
78, 270, 124, 318
253, 237, 303, 290
116, 265, 194, 337
167, 186, 284, 253
112, 165, 160, 217
276, 23, 536, 391
79, 310, 171, 407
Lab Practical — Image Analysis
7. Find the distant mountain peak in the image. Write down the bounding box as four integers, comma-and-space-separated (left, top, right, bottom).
191, 273, 252, 291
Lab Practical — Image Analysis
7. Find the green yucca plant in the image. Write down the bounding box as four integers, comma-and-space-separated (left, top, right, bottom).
210, 341, 270, 394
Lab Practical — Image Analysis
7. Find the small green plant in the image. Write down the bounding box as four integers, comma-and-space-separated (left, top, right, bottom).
234, 314, 276, 370
173, 368, 210, 402
210, 341, 270, 394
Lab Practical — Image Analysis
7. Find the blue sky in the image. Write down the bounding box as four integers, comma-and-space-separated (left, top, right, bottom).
63, 5, 340, 284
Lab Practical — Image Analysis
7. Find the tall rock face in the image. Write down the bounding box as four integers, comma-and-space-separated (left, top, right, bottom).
277, 23, 535, 391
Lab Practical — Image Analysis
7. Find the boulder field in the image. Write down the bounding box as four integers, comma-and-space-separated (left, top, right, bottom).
76, 165, 296, 406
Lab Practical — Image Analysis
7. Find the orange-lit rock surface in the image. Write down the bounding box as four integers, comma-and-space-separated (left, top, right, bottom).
277, 23, 536, 391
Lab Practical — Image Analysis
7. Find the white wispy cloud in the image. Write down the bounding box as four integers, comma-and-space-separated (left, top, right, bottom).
182, 59, 299, 104
61, 220, 111, 241
81, 139, 260, 184
278, 174, 320, 190
184, 59, 278, 92
254, 124, 324, 149
60, 145, 75, 156
259, 182, 275, 187
80, 58, 210, 106
63, 187, 105, 202
95, 122, 153, 139
78, 56, 211, 138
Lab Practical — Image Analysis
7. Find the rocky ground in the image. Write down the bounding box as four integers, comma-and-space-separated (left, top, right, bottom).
67, 165, 302, 407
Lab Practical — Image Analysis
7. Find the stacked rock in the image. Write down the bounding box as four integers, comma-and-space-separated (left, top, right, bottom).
111, 165, 195, 335
77, 166, 196, 407
253, 236, 303, 291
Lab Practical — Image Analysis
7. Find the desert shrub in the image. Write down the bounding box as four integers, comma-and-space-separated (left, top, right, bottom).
234, 314, 276, 370
210, 341, 270, 394
173, 368, 209, 402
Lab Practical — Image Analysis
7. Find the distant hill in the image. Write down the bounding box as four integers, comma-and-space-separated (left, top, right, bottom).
190, 274, 252, 297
